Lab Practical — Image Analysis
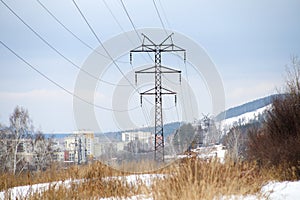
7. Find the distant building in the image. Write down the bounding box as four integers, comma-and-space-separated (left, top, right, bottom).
64, 130, 95, 163
121, 131, 152, 144
52, 151, 64, 162
93, 135, 122, 159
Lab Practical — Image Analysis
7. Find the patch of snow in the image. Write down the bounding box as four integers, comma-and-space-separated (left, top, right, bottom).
261, 181, 300, 200
192, 144, 227, 163
223, 180, 300, 200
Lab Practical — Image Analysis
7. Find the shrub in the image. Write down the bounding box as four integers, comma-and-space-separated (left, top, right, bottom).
247, 56, 300, 179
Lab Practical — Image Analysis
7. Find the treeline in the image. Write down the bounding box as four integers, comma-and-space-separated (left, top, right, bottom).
0, 106, 56, 175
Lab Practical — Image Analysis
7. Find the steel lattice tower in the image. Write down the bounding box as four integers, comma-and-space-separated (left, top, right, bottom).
130, 33, 186, 162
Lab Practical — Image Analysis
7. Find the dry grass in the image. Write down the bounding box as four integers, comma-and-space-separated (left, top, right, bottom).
1, 158, 295, 199
112, 159, 162, 173
152, 158, 265, 200
30, 178, 142, 200
0, 161, 121, 192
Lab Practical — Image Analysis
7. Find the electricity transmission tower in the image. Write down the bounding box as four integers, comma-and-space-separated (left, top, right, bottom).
130, 33, 186, 162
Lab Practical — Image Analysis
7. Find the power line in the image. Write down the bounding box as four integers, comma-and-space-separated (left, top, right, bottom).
0, 40, 139, 112
183, 62, 195, 118
116, 0, 155, 124
119, 0, 140, 41
0, 0, 126, 87
36, 0, 128, 65
151, 0, 184, 124
119, 0, 153, 63
101, 0, 149, 52
152, 0, 167, 35
71, 0, 152, 127
157, 0, 172, 30
71, 0, 136, 91
152, 0, 195, 122
100, 0, 138, 71
71, 0, 102, 45
102, 0, 125, 34
119, 0, 183, 127
116, 0, 154, 126
116, 0, 159, 121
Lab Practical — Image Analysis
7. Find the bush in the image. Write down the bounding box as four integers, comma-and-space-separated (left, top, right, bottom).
247, 56, 300, 179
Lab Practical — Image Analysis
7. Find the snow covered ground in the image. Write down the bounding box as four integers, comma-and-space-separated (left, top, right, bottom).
221, 181, 300, 200
0, 174, 164, 200
99, 180, 300, 200
0, 179, 82, 200
1, 174, 299, 200
219, 105, 271, 134
261, 181, 300, 200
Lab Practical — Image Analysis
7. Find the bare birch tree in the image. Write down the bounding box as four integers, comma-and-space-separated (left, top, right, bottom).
8, 106, 33, 174
0, 124, 9, 172
224, 126, 246, 162
33, 132, 54, 171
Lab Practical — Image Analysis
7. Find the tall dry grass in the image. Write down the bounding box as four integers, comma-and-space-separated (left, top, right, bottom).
0, 161, 122, 194
152, 158, 265, 200
1, 158, 294, 199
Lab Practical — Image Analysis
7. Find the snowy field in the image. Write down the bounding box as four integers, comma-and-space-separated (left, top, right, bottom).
1, 174, 299, 200
219, 105, 271, 133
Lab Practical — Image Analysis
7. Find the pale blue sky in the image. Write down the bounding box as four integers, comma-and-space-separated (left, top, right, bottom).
0, 0, 300, 132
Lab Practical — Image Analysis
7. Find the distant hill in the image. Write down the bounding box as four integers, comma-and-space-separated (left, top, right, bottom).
44, 133, 72, 139
98, 122, 181, 142
46, 95, 285, 140
45, 122, 181, 141
215, 94, 282, 121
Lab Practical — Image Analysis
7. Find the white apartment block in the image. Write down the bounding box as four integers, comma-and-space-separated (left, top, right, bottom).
64, 130, 95, 163
121, 131, 152, 144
